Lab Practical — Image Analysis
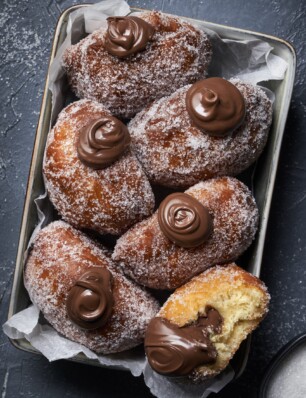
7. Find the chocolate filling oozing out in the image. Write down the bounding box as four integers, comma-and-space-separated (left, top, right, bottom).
157, 192, 213, 248
66, 268, 114, 330
145, 307, 223, 376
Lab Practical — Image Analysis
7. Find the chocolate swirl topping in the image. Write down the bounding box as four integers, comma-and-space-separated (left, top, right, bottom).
77, 116, 130, 169
186, 77, 246, 137
104, 16, 155, 58
145, 307, 223, 376
66, 268, 114, 330
157, 193, 213, 248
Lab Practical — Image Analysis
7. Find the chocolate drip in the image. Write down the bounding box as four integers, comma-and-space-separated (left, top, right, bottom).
186, 77, 246, 137
157, 193, 213, 248
145, 307, 223, 376
77, 116, 130, 169
104, 16, 155, 58
66, 268, 113, 330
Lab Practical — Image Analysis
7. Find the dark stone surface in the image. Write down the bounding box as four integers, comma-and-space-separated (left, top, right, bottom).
1, 0, 305, 397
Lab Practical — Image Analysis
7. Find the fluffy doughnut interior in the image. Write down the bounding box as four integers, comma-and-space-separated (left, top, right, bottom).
158, 264, 270, 379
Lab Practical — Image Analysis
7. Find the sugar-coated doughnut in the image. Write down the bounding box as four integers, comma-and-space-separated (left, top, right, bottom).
129, 78, 273, 188
43, 99, 155, 235
145, 264, 270, 381
113, 177, 259, 289
63, 11, 212, 119
24, 221, 160, 354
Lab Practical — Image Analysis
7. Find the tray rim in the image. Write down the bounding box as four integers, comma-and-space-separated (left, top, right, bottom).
7, 1, 296, 375
6, 5, 68, 357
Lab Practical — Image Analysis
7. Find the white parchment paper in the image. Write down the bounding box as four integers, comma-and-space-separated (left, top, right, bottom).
3, 305, 145, 376
3, 0, 288, 396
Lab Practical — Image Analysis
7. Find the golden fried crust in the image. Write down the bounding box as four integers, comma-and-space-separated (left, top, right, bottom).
24, 221, 160, 354
113, 177, 259, 289
129, 79, 272, 188
157, 264, 270, 380
43, 99, 155, 235
63, 11, 212, 119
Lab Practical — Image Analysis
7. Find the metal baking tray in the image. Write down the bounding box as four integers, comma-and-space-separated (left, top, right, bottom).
7, 3, 296, 378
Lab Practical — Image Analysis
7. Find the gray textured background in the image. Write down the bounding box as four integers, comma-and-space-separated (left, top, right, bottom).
1, 0, 306, 397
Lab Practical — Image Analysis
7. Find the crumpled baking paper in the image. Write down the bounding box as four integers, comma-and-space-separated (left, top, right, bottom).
3, 0, 288, 396
3, 304, 235, 396
3, 304, 145, 377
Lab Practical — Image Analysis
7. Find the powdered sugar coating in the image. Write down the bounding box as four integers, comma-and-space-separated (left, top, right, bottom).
113, 177, 259, 290
128, 79, 273, 188
43, 99, 155, 235
63, 11, 212, 119
24, 221, 160, 354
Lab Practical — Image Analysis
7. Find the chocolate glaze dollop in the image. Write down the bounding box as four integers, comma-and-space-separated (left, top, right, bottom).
157, 193, 213, 248
104, 16, 155, 58
186, 77, 246, 137
145, 307, 223, 376
77, 116, 130, 169
66, 268, 114, 330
